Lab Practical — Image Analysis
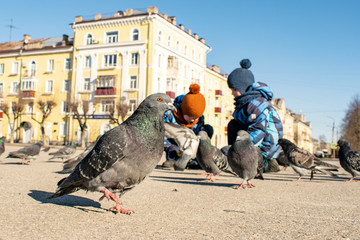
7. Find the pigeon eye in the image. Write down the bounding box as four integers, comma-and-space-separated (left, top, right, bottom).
157, 98, 162, 102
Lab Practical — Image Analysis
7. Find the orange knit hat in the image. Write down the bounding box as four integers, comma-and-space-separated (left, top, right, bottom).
181, 84, 206, 118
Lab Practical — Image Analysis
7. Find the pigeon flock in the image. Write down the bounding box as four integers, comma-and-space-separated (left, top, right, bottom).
0, 93, 358, 215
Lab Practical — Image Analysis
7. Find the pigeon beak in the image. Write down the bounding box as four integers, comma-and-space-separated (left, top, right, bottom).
168, 102, 177, 112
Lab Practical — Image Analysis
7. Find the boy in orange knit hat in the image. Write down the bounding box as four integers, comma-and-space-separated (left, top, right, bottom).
163, 83, 213, 169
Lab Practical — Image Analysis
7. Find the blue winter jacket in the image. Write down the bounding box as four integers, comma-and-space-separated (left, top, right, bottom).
233, 82, 283, 160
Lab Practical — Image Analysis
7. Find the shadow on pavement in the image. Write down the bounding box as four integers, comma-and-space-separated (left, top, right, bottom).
28, 190, 106, 213
150, 175, 236, 187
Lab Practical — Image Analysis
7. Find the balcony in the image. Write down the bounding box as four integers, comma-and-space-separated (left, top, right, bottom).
215, 90, 222, 96
166, 91, 176, 99
95, 87, 117, 98
21, 91, 36, 99
214, 107, 222, 113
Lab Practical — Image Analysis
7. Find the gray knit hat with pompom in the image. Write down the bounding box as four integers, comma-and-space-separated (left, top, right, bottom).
227, 59, 255, 94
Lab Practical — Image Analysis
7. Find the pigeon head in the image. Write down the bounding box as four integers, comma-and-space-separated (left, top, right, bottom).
278, 138, 296, 152
138, 93, 175, 113
235, 130, 250, 141
337, 139, 351, 152
198, 131, 209, 140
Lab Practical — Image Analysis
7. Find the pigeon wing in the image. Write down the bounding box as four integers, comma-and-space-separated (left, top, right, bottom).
288, 148, 314, 168
346, 151, 360, 171
77, 126, 128, 180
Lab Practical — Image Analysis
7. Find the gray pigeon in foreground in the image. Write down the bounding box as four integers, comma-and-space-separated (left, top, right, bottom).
7, 142, 42, 164
337, 139, 360, 182
197, 131, 235, 181
278, 138, 338, 181
164, 122, 199, 171
48, 93, 175, 215
48, 143, 76, 161
227, 130, 262, 189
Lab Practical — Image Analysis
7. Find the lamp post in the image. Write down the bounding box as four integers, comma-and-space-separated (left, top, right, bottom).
327, 116, 336, 158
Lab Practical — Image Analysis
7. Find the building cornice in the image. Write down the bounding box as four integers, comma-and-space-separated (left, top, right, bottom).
0, 47, 73, 58
152, 15, 210, 50
76, 40, 147, 51
71, 15, 154, 31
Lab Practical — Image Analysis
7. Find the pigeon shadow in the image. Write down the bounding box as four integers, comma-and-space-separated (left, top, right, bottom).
28, 190, 105, 213
150, 175, 236, 188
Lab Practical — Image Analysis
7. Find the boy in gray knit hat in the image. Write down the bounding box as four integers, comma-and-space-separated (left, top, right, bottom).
226, 59, 283, 172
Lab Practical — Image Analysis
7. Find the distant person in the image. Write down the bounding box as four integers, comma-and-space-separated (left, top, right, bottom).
227, 59, 283, 171
163, 83, 213, 168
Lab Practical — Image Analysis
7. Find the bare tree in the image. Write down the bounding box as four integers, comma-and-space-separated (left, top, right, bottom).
341, 94, 360, 150
31, 100, 57, 146
0, 102, 25, 143
69, 100, 94, 148
108, 102, 130, 125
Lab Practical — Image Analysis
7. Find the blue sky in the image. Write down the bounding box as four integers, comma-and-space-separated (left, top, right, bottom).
1, 0, 359, 142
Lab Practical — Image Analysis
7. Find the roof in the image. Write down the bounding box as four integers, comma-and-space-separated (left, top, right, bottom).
0, 36, 73, 54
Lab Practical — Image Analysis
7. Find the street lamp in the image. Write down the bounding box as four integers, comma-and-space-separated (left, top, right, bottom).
326, 116, 336, 158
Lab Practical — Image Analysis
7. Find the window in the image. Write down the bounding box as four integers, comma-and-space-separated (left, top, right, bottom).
130, 76, 137, 89
61, 101, 69, 114
12, 62, 19, 74
47, 59, 54, 72
59, 122, 67, 137
132, 29, 139, 41
101, 100, 115, 113
131, 53, 138, 65
106, 31, 118, 43
0, 63, 4, 74
176, 41, 180, 51
184, 45, 188, 55
158, 31, 162, 42
96, 76, 115, 88
29, 61, 36, 77
0, 82, 3, 97
129, 99, 137, 113
10, 82, 18, 94
167, 35, 172, 47
158, 54, 162, 67
45, 80, 54, 93
26, 103, 33, 113
166, 77, 177, 91
83, 78, 91, 91
86, 34, 93, 45
63, 80, 70, 92
85, 56, 91, 68
64, 58, 71, 70
21, 79, 37, 91
104, 54, 117, 67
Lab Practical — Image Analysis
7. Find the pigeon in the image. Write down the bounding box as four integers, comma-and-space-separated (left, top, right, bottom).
42, 147, 51, 152
222, 144, 264, 180
337, 139, 360, 182
61, 142, 96, 173
48, 93, 175, 214
0, 137, 5, 161
7, 142, 42, 165
196, 131, 235, 181
164, 122, 200, 171
278, 138, 338, 181
274, 150, 290, 170
48, 142, 76, 161
227, 130, 262, 189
